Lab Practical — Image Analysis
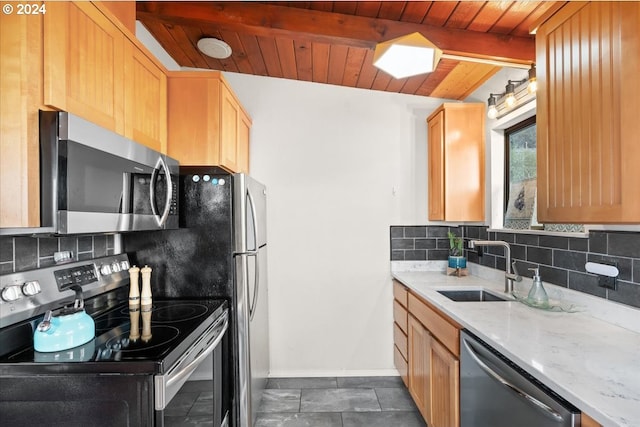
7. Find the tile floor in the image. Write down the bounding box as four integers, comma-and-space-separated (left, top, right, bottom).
165, 376, 426, 427
256, 376, 425, 427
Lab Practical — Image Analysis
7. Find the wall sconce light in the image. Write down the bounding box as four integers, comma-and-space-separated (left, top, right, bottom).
527, 64, 537, 94
487, 95, 498, 119
486, 64, 537, 119
505, 81, 517, 107
373, 32, 443, 79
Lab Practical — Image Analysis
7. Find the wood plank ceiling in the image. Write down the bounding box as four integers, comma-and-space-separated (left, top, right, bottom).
137, 1, 563, 100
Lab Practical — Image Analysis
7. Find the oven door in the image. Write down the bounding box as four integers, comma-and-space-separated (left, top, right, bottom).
155, 310, 228, 423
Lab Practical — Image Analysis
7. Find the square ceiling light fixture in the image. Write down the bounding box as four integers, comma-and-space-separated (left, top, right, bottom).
373, 32, 443, 79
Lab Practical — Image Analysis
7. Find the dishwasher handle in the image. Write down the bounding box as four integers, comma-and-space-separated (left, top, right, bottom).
461, 337, 564, 422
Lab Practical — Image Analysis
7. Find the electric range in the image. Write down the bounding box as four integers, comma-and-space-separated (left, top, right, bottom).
0, 254, 230, 427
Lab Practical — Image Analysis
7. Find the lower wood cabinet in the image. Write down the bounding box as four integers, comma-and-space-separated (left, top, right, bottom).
408, 314, 432, 422
581, 413, 602, 427
393, 280, 460, 427
394, 281, 605, 427
393, 281, 409, 386
429, 337, 459, 427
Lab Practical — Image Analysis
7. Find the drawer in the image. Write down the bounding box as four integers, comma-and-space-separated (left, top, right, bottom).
393, 345, 408, 386
393, 280, 408, 308
408, 292, 460, 356
393, 322, 408, 360
393, 300, 408, 334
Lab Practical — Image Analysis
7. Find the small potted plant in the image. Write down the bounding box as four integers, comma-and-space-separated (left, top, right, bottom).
447, 231, 467, 269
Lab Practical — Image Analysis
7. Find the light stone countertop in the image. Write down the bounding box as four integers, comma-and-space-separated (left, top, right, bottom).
391, 262, 640, 427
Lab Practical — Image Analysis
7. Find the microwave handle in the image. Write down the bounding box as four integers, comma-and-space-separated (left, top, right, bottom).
150, 156, 173, 227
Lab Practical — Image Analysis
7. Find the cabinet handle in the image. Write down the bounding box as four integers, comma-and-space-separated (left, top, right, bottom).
150, 156, 173, 227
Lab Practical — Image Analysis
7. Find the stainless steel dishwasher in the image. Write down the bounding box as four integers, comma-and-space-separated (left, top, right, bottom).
460, 330, 581, 427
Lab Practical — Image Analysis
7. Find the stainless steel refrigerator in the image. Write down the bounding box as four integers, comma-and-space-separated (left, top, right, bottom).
123, 168, 269, 427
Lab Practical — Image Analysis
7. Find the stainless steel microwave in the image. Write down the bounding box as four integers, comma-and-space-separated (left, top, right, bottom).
37, 111, 179, 234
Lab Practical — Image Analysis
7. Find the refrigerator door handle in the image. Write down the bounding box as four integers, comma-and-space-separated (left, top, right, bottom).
234, 250, 258, 257
244, 252, 259, 321
245, 189, 260, 321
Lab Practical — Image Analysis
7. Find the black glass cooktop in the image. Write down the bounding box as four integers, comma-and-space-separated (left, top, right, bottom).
0, 296, 227, 371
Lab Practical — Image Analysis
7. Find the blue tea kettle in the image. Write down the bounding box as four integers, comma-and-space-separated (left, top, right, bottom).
34, 285, 95, 352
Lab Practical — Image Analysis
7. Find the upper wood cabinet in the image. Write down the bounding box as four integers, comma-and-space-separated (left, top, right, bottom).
44, 1, 126, 135
427, 103, 485, 222
45, 2, 167, 152
1, 1, 167, 228
0, 11, 43, 228
124, 44, 167, 153
98, 1, 136, 33
167, 72, 251, 172
536, 1, 640, 223
238, 109, 251, 174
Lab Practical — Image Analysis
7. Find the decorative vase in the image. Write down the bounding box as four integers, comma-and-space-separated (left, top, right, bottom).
448, 256, 467, 269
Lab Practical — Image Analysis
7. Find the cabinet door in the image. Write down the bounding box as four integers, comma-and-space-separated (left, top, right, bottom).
44, 1, 125, 134
536, 2, 640, 223
220, 83, 240, 172
428, 111, 445, 220
427, 104, 485, 222
125, 45, 167, 152
97, 1, 136, 33
0, 11, 43, 227
238, 111, 251, 174
429, 337, 460, 427
167, 74, 221, 165
407, 315, 431, 423
581, 413, 602, 427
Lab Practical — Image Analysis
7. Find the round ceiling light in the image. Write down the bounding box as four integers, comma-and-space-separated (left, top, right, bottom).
197, 38, 232, 59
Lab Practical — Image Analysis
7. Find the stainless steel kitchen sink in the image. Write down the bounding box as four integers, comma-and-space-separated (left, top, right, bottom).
437, 289, 508, 302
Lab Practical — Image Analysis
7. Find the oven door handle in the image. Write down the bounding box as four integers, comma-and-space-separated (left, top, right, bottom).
166, 315, 228, 389
155, 313, 228, 410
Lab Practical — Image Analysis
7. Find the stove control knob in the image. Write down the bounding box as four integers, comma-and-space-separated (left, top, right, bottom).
120, 260, 130, 270
100, 264, 112, 275
1, 285, 22, 302
22, 281, 41, 297
111, 262, 122, 273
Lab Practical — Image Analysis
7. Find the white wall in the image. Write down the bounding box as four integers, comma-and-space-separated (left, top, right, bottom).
136, 21, 452, 377
224, 73, 447, 376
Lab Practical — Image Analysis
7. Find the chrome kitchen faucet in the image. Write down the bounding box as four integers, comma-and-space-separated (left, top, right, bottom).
469, 240, 522, 294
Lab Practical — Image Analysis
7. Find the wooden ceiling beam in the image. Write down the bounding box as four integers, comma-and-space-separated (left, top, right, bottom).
136, 1, 535, 64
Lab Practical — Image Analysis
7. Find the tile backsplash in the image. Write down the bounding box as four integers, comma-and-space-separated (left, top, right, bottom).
0, 234, 116, 274
391, 226, 640, 309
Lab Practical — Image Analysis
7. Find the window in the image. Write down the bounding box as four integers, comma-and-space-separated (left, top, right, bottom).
504, 117, 538, 230
503, 117, 584, 233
